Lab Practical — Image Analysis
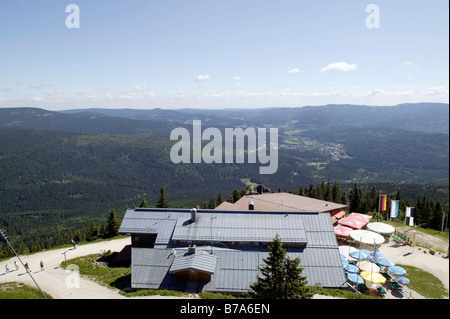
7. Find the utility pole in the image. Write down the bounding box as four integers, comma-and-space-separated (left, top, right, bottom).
442, 211, 448, 233
0, 229, 47, 299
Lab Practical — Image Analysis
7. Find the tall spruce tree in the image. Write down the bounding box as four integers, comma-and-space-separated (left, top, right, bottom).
349, 184, 363, 213
216, 193, 224, 205
139, 198, 148, 208
105, 209, 120, 238
331, 181, 341, 204
249, 234, 311, 299
87, 220, 100, 241
283, 256, 313, 299
156, 187, 170, 208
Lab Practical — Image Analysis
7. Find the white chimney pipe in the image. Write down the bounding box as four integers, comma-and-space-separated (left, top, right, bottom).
190, 208, 197, 222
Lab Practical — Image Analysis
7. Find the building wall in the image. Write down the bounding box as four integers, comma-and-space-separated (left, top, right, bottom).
132, 233, 157, 248
174, 270, 211, 282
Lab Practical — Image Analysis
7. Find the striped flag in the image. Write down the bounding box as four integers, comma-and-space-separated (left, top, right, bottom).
405, 207, 415, 226
379, 195, 387, 211
390, 200, 399, 218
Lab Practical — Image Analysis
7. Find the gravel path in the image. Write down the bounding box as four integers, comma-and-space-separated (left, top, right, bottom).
0, 237, 188, 299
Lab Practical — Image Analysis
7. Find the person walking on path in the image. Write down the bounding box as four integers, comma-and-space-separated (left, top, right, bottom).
40, 260, 44, 271
14, 260, 19, 271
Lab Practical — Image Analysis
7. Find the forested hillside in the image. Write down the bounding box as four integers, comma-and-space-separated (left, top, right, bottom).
0, 103, 448, 256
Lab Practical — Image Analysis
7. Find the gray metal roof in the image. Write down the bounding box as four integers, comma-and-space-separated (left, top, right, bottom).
119, 208, 324, 246
121, 208, 347, 292
131, 246, 347, 292
172, 212, 307, 245
119, 212, 177, 245
169, 249, 217, 274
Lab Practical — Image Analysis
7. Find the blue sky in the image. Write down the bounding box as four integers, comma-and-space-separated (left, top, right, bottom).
0, 0, 448, 110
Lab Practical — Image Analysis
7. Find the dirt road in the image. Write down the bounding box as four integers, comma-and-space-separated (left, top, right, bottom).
379, 238, 449, 293
0, 237, 186, 299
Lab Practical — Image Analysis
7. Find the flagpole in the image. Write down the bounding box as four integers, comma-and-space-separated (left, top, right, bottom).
371, 239, 375, 284
377, 195, 380, 223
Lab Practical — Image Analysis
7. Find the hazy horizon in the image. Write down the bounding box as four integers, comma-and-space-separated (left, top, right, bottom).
1, 1, 448, 111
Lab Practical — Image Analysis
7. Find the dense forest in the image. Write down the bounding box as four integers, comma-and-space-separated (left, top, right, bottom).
205, 182, 448, 230
1, 177, 448, 259
0, 103, 448, 258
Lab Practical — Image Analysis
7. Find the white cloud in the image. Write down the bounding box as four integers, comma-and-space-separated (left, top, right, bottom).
402, 60, 413, 66
233, 76, 241, 81
196, 74, 211, 82
130, 84, 148, 92
417, 85, 449, 97
29, 83, 43, 89
368, 89, 384, 96
287, 68, 300, 74
44, 90, 64, 96
320, 62, 357, 73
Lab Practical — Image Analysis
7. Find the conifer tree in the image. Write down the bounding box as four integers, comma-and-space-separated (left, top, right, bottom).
283, 256, 313, 299
216, 193, 224, 205
430, 200, 443, 230
249, 234, 286, 298
105, 209, 120, 238
87, 220, 100, 241
139, 198, 148, 208
331, 181, 341, 203
156, 187, 170, 208
349, 184, 364, 213
249, 234, 311, 299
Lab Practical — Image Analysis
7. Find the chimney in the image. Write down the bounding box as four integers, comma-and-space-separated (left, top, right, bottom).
248, 201, 254, 210
190, 208, 197, 222
188, 244, 196, 254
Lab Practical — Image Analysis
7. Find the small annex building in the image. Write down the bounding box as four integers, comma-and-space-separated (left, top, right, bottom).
118, 207, 347, 294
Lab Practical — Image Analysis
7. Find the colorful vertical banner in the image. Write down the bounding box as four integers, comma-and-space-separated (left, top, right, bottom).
390, 200, 399, 218
379, 195, 387, 211
405, 207, 415, 226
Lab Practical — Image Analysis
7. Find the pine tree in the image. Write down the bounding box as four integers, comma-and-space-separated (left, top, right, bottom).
298, 186, 305, 196
208, 197, 216, 209
367, 186, 378, 212
283, 257, 312, 299
324, 182, 332, 202
216, 193, 224, 205
249, 234, 311, 299
249, 234, 286, 298
231, 189, 241, 203
156, 187, 170, 208
331, 182, 341, 203
73, 230, 84, 243
349, 184, 363, 213
87, 220, 100, 241
430, 200, 443, 230
105, 209, 120, 238
139, 198, 148, 208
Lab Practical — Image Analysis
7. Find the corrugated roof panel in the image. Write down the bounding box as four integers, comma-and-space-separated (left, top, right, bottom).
169, 251, 217, 274
131, 247, 347, 292
123, 208, 347, 292
172, 213, 308, 244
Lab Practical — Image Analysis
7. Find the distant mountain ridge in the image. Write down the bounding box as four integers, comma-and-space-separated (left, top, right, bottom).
0, 103, 448, 186
0, 107, 186, 137
60, 102, 449, 134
